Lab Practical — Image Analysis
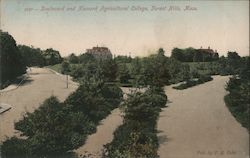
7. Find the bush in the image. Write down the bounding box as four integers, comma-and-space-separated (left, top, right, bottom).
8, 96, 95, 158
65, 81, 123, 123
198, 75, 213, 83
1, 137, 29, 158
225, 75, 249, 131
103, 87, 167, 158
173, 75, 213, 90
1, 81, 123, 158
18, 45, 45, 67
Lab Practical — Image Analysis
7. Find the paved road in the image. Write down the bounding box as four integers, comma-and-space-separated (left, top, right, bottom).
0, 67, 78, 141
157, 76, 249, 158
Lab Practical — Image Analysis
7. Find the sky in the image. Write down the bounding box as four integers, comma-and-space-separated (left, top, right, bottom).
1, 0, 249, 57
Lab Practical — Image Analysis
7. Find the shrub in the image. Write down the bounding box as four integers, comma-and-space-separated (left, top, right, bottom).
198, 75, 213, 83
173, 75, 213, 90
1, 81, 123, 158
1, 137, 29, 158
225, 75, 249, 131
10, 96, 95, 157
65, 81, 123, 123
103, 87, 167, 158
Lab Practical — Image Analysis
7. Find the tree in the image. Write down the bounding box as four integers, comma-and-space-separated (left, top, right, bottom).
227, 51, 242, 74
42, 48, 62, 65
193, 51, 202, 62
1, 137, 29, 158
68, 53, 79, 64
180, 64, 191, 81
166, 58, 184, 83
131, 57, 143, 85
9, 96, 95, 157
183, 47, 196, 62
18, 45, 45, 67
114, 55, 132, 63
171, 48, 184, 61
140, 53, 170, 86
103, 87, 167, 158
212, 52, 219, 61
118, 64, 130, 84
65, 78, 123, 123
130, 50, 170, 87
225, 57, 250, 130
79, 53, 96, 64
158, 48, 165, 56
61, 61, 70, 74
0, 30, 26, 89
100, 59, 118, 82
240, 57, 250, 80
227, 51, 241, 60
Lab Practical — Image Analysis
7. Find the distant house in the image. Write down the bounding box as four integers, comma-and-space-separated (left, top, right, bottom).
197, 46, 219, 61
198, 46, 217, 54
86, 46, 112, 60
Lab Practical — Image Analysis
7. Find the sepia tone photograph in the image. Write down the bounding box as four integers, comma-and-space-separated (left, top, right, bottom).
0, 0, 249, 158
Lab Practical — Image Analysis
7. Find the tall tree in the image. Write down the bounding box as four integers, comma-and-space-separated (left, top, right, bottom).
100, 59, 118, 82
18, 45, 45, 67
42, 48, 62, 65
68, 53, 79, 64
171, 48, 184, 61
118, 63, 130, 84
227, 51, 242, 74
0, 30, 26, 88
61, 61, 70, 74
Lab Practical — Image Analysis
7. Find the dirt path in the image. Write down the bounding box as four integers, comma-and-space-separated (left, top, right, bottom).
75, 108, 123, 158
157, 76, 249, 158
74, 87, 139, 158
0, 67, 78, 141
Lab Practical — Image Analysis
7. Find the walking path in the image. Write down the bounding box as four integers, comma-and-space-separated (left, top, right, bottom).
157, 76, 249, 158
75, 108, 123, 158
0, 67, 78, 141
74, 87, 137, 158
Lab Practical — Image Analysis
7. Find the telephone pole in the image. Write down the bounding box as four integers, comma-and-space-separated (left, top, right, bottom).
66, 74, 68, 88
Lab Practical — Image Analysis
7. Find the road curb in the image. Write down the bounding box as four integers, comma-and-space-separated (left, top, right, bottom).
0, 103, 12, 114
46, 68, 79, 86
0, 74, 29, 94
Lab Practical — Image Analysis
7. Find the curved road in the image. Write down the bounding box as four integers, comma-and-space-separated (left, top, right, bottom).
0, 67, 78, 141
158, 76, 249, 158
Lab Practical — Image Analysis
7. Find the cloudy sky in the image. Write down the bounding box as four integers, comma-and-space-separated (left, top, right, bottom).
1, 0, 249, 57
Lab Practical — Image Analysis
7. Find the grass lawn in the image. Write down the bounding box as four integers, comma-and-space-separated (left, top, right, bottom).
46, 64, 62, 73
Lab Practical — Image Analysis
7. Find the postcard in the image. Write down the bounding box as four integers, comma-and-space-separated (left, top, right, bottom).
0, 0, 249, 158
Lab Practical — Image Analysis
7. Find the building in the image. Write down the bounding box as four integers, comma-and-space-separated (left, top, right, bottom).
86, 46, 112, 60
197, 46, 219, 61
198, 46, 217, 54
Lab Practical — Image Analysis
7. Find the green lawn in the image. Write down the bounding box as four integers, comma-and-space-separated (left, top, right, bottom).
46, 64, 62, 73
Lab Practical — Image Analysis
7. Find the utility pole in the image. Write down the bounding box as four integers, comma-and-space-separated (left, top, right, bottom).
66, 74, 68, 88
62, 61, 70, 89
